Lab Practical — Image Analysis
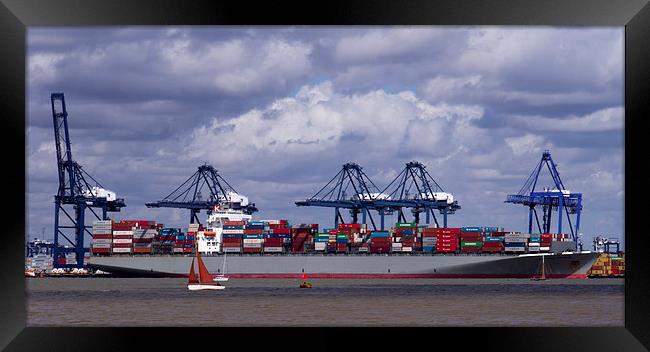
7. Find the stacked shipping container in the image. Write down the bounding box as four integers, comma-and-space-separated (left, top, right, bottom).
460, 227, 484, 254
91, 220, 112, 255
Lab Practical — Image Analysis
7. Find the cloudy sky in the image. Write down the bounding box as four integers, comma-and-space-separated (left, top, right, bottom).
26, 26, 624, 248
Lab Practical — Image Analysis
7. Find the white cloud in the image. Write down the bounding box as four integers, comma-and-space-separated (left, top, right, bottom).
186, 81, 484, 172
505, 133, 547, 156
421, 75, 483, 102
334, 27, 443, 63
509, 107, 624, 132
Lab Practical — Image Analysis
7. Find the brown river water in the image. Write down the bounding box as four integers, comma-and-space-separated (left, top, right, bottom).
26, 277, 624, 326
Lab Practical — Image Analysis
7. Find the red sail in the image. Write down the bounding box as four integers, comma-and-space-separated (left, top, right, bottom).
196, 252, 213, 284
188, 258, 199, 284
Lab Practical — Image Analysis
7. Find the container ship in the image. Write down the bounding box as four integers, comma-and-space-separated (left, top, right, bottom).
86, 210, 599, 279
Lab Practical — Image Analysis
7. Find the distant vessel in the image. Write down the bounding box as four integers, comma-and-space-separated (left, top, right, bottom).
187, 251, 225, 291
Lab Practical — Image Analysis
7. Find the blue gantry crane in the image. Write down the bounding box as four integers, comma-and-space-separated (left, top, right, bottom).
51, 93, 126, 268
379, 161, 461, 227
505, 150, 582, 242
295, 162, 389, 230
145, 163, 258, 224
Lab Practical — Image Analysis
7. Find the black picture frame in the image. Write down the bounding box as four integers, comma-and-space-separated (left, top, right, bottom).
1, 0, 648, 350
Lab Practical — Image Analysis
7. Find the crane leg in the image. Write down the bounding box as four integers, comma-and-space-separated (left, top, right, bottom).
443, 207, 448, 228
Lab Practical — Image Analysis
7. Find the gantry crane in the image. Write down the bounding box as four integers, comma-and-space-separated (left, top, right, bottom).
146, 163, 257, 224
379, 161, 460, 227
295, 162, 390, 230
51, 93, 126, 268
505, 150, 582, 243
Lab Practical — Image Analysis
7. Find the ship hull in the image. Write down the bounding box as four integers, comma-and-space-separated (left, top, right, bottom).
87, 252, 599, 279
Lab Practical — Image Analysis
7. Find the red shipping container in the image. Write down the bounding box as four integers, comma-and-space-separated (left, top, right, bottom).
271, 228, 290, 234
134, 248, 152, 254
222, 242, 241, 247
244, 229, 264, 234
133, 238, 153, 243
265, 240, 284, 247
112, 243, 133, 248
92, 248, 111, 254
92, 234, 112, 239
482, 242, 504, 247
224, 221, 246, 226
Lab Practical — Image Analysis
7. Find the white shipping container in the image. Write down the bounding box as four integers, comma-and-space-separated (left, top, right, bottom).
243, 239, 264, 244
222, 229, 244, 234
91, 243, 112, 249
112, 248, 132, 253
402, 247, 413, 252
113, 238, 133, 244
93, 220, 112, 225
392, 243, 403, 248
504, 236, 528, 242
113, 231, 134, 236
173, 248, 184, 253
92, 230, 112, 235
92, 239, 112, 245
243, 243, 262, 248
264, 247, 283, 252
504, 247, 526, 252
223, 247, 242, 253
539, 247, 551, 251
315, 243, 326, 250
358, 247, 369, 252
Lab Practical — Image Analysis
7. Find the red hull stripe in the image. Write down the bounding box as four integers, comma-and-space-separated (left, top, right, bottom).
196, 273, 588, 279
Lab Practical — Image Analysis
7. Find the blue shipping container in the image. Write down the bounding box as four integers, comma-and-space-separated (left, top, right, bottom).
401, 230, 414, 235
371, 232, 390, 237
484, 237, 504, 242
505, 242, 527, 247
462, 227, 483, 232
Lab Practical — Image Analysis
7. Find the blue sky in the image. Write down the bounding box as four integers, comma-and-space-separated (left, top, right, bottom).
26, 27, 624, 248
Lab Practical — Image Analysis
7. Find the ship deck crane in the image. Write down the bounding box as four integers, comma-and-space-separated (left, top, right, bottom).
145, 163, 257, 224
295, 162, 390, 230
378, 161, 461, 227
505, 150, 582, 244
51, 93, 126, 268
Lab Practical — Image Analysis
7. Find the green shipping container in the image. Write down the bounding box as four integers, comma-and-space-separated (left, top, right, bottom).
396, 223, 416, 228
461, 242, 482, 246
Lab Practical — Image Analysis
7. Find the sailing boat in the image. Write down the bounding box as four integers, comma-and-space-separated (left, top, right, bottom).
213, 253, 229, 282
188, 251, 225, 291
531, 254, 548, 281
